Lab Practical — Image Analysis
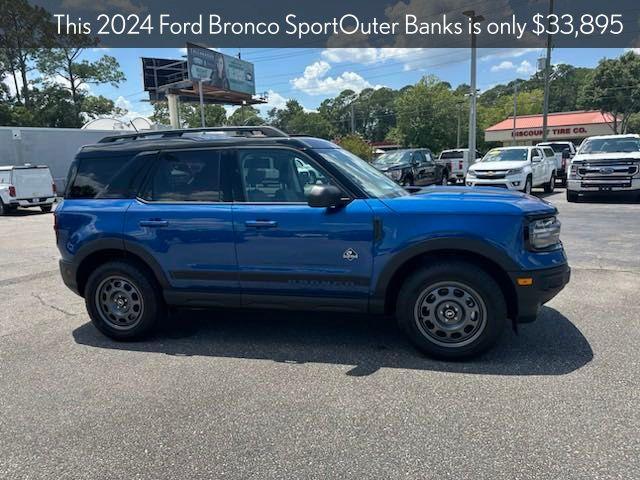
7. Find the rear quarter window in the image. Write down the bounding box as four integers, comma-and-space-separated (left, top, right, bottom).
66, 153, 151, 199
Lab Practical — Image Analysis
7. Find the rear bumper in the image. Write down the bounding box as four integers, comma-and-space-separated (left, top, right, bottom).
59, 259, 81, 296
10, 197, 55, 207
509, 263, 571, 323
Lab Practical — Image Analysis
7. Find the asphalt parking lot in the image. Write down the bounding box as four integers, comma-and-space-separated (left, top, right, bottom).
1, 190, 638, 480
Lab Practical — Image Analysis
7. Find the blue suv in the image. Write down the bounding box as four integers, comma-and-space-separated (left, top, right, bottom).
56, 127, 570, 359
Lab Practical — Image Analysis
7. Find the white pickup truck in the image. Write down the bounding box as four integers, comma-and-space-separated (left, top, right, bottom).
438, 149, 482, 183
0, 165, 57, 215
537, 141, 576, 186
567, 134, 640, 202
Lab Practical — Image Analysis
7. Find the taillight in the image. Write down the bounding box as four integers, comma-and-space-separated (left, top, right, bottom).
52, 183, 57, 195
459, 161, 463, 170
8, 185, 16, 197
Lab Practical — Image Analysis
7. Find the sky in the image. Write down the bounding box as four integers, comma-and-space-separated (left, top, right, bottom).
78, 47, 631, 122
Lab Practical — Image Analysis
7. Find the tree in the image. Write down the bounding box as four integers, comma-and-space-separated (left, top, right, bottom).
0, 0, 56, 106
318, 89, 357, 138
151, 102, 227, 128
287, 112, 332, 139
580, 51, 640, 133
37, 49, 126, 126
337, 134, 374, 161
227, 106, 264, 126
394, 75, 461, 152
267, 99, 304, 131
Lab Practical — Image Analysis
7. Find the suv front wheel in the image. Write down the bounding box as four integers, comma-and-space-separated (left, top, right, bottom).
85, 261, 164, 340
397, 261, 507, 359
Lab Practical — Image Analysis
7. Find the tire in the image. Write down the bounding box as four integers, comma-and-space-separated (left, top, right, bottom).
402, 176, 414, 187
440, 172, 448, 185
523, 176, 532, 195
84, 261, 165, 341
544, 172, 556, 193
566, 190, 579, 203
40, 205, 52, 213
396, 261, 507, 360
0, 199, 6, 216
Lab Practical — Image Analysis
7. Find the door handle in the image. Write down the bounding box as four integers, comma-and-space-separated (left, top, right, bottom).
245, 220, 278, 228
139, 219, 169, 228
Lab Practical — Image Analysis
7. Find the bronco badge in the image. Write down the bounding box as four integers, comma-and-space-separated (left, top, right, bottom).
343, 248, 359, 261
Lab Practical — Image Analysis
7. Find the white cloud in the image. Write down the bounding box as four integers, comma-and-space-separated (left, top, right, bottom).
516, 60, 536, 75
113, 95, 153, 121
489, 59, 536, 76
625, 48, 640, 55
291, 61, 383, 95
479, 48, 539, 62
491, 61, 515, 72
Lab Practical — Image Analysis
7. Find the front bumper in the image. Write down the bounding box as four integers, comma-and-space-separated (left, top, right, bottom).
567, 177, 640, 193
509, 263, 571, 323
466, 175, 525, 190
59, 259, 81, 296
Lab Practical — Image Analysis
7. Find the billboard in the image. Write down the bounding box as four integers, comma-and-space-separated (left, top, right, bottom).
187, 43, 255, 96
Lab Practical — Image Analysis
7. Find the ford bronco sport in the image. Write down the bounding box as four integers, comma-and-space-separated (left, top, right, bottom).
56, 127, 570, 359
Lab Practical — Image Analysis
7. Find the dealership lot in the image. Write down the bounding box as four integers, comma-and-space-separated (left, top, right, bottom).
0, 192, 638, 479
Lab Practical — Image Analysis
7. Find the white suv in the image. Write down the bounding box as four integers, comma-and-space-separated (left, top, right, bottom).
567, 134, 640, 202
466, 146, 556, 194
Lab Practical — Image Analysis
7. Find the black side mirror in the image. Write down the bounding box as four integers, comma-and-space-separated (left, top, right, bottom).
562, 149, 571, 159
307, 185, 350, 209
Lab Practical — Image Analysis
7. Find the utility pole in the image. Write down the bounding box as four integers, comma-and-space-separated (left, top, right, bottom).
541, 0, 554, 142
513, 81, 518, 145
198, 79, 206, 128
456, 103, 462, 148
463, 10, 484, 158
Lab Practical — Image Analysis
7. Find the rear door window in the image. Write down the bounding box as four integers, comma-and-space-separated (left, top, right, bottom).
142, 149, 232, 202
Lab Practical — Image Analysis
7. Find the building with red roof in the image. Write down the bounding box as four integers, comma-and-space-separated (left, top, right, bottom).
485, 110, 618, 145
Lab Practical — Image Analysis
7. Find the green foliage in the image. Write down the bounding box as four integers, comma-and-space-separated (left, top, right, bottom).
579, 51, 640, 133
337, 134, 374, 161
227, 106, 264, 126
151, 103, 227, 128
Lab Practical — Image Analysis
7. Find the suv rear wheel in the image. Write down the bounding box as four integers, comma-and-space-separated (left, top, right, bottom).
85, 261, 164, 340
396, 261, 507, 359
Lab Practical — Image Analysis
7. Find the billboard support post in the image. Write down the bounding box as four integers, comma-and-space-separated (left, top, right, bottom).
199, 79, 206, 127
167, 93, 180, 129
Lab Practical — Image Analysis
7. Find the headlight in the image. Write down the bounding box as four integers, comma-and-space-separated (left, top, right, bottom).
528, 216, 561, 250
569, 163, 579, 179
388, 169, 402, 180
466, 170, 477, 178
507, 167, 524, 176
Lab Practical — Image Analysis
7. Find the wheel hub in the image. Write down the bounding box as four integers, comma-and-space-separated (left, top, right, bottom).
413, 282, 487, 347
95, 276, 144, 330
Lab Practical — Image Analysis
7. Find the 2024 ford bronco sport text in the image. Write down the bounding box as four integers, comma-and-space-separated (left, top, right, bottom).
56, 127, 570, 359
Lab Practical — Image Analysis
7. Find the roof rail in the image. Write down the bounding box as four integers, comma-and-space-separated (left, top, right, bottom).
97, 126, 288, 143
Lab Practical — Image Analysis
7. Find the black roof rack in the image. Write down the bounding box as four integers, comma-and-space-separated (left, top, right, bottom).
97, 126, 288, 144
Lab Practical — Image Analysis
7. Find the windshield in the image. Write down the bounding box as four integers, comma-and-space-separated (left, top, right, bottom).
480, 148, 529, 162
317, 148, 409, 199
374, 151, 411, 165
440, 151, 464, 159
578, 138, 640, 154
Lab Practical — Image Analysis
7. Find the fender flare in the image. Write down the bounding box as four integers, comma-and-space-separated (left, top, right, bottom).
73, 237, 171, 289
372, 236, 519, 311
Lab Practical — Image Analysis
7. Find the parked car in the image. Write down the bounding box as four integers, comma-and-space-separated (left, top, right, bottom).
0, 165, 56, 215
537, 141, 576, 186
372, 149, 449, 187
466, 146, 556, 194
567, 134, 640, 202
438, 148, 482, 183
55, 127, 569, 360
